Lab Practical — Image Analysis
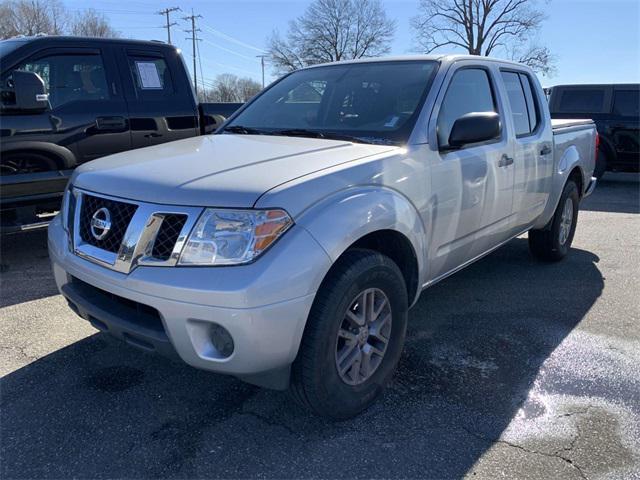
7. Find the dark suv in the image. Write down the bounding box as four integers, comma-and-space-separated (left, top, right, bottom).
548, 84, 639, 177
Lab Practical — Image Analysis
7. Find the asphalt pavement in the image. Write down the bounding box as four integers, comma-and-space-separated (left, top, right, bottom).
1, 173, 639, 479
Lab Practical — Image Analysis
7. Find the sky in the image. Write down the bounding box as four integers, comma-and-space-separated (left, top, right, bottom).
63, 0, 640, 88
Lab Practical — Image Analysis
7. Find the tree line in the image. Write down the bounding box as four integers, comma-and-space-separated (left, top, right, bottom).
199, 74, 262, 103
1, 0, 555, 93
268, 0, 554, 75
0, 0, 118, 39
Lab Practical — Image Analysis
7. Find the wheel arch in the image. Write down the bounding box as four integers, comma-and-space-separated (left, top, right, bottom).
1, 142, 77, 170
297, 186, 427, 306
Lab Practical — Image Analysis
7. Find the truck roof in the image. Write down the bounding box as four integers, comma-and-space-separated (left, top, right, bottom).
301, 54, 531, 70
549, 83, 639, 90
1, 35, 176, 50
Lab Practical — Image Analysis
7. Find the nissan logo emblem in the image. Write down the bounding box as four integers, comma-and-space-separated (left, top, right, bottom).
90, 207, 112, 240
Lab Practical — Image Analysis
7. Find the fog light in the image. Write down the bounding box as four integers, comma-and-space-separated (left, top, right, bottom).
210, 324, 234, 358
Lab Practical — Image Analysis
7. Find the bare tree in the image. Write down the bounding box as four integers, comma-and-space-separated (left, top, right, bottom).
236, 77, 262, 101
411, 0, 555, 75
201, 74, 262, 103
0, 0, 66, 38
70, 9, 119, 38
268, 0, 396, 74
0, 0, 118, 39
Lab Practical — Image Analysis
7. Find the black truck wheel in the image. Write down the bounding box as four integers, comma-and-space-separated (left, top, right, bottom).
290, 249, 408, 420
1, 152, 57, 175
594, 149, 607, 179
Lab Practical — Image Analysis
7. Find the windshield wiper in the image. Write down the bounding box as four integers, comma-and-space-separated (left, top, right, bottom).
223, 125, 267, 135
271, 129, 390, 145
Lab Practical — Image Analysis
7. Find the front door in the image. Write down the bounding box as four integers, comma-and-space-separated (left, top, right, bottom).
427, 64, 514, 281
9, 47, 131, 164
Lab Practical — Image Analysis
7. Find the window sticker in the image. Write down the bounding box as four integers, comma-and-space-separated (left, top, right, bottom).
135, 61, 162, 89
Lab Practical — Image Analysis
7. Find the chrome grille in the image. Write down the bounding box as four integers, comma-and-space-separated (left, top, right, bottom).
79, 194, 138, 253
71, 189, 202, 274
151, 214, 188, 260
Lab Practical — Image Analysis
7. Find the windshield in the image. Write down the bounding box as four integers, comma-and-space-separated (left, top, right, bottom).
0, 40, 28, 59
223, 60, 438, 145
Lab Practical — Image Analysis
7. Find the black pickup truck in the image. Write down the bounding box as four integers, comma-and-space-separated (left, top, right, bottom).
548, 84, 639, 178
0, 36, 242, 232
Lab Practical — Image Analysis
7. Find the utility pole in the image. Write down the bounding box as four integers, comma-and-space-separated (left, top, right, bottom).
183, 10, 203, 96
157, 7, 180, 44
256, 54, 268, 88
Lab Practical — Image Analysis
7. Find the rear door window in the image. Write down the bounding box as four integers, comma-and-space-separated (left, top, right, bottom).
127, 55, 174, 100
558, 89, 605, 113
501, 71, 530, 136
519, 74, 540, 132
437, 68, 498, 147
500, 71, 541, 136
613, 90, 640, 117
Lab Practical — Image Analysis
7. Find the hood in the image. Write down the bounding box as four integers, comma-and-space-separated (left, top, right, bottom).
74, 134, 397, 207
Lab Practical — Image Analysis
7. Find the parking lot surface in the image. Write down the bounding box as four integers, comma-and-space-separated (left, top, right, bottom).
1, 174, 639, 479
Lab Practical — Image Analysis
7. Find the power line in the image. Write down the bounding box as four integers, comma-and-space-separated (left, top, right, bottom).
199, 58, 258, 77
200, 24, 266, 53
200, 37, 255, 62
183, 10, 203, 96
195, 31, 208, 101
157, 7, 180, 44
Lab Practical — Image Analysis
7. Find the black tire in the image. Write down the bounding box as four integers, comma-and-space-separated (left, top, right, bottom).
529, 180, 579, 262
594, 149, 607, 179
290, 248, 408, 420
0, 152, 58, 176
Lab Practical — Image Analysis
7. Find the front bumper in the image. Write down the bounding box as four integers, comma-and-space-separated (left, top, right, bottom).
48, 215, 332, 389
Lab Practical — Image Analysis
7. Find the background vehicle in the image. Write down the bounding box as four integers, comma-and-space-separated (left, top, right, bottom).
0, 36, 242, 233
548, 83, 639, 177
48, 55, 597, 419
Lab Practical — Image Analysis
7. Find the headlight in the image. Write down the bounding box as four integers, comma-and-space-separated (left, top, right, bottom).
178, 208, 293, 265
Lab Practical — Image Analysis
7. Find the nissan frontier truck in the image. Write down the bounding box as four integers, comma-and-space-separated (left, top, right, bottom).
48, 55, 598, 419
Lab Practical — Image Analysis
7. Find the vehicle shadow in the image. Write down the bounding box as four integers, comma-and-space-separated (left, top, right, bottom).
0, 229, 58, 308
0, 238, 603, 479
581, 173, 640, 214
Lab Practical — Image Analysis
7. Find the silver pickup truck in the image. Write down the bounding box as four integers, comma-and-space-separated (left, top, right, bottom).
48, 55, 597, 419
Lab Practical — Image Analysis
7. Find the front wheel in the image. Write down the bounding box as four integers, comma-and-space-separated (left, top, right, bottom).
529, 180, 579, 262
290, 249, 408, 420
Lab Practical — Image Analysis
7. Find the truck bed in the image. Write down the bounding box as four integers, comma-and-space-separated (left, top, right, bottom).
551, 118, 595, 131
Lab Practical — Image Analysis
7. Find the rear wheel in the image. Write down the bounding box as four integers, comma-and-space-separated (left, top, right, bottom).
290, 249, 408, 420
529, 180, 579, 262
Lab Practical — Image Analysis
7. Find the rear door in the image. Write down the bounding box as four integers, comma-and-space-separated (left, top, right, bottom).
116, 47, 199, 149
499, 69, 553, 228
427, 62, 514, 280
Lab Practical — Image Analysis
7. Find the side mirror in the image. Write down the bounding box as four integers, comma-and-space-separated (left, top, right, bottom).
447, 112, 500, 149
12, 70, 49, 112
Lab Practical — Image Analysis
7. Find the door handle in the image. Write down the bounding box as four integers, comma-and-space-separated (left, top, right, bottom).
540, 145, 552, 156
95, 116, 127, 131
144, 132, 163, 138
499, 154, 514, 167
